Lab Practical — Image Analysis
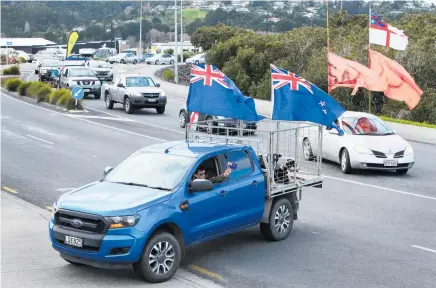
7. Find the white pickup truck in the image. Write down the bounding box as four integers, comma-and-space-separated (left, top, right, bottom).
102, 74, 167, 114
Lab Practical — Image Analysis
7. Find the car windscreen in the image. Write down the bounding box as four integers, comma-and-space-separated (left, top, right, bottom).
126, 77, 156, 87
341, 117, 395, 135
69, 69, 95, 77
103, 152, 195, 190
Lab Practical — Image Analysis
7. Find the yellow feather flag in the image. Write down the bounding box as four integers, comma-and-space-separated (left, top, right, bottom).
66, 31, 79, 57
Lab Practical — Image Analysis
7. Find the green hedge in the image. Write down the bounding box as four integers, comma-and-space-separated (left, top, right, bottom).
5, 78, 22, 92
163, 69, 175, 81
2, 65, 20, 75
17, 81, 32, 96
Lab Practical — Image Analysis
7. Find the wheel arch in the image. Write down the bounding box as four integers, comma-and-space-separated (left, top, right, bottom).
261, 193, 299, 224
148, 222, 186, 256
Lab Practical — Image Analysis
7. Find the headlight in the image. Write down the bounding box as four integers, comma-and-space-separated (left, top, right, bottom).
353, 144, 372, 154
51, 202, 59, 219
405, 145, 414, 155
105, 215, 140, 229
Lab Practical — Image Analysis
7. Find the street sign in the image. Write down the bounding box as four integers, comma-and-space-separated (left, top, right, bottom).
6, 42, 12, 46
71, 87, 84, 100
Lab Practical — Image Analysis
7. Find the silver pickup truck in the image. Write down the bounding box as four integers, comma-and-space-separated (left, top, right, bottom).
102, 74, 167, 114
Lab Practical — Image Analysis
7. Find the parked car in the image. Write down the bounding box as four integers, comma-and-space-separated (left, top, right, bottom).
139, 53, 155, 63
185, 53, 206, 64
302, 111, 415, 174
108, 53, 139, 64
103, 74, 167, 114
58, 66, 102, 99
179, 104, 257, 135
144, 54, 175, 65
86, 60, 113, 82
35, 58, 61, 82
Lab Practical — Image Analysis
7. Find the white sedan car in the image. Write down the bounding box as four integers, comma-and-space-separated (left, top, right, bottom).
145, 53, 176, 65
302, 111, 415, 174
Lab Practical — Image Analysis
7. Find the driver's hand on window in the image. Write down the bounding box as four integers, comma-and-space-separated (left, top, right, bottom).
223, 168, 232, 177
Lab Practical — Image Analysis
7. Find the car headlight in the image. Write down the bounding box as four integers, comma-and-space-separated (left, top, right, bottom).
405, 145, 414, 155
353, 144, 372, 155
105, 215, 140, 229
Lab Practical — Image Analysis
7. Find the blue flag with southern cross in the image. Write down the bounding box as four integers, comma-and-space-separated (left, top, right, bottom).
270, 64, 345, 133
186, 63, 264, 122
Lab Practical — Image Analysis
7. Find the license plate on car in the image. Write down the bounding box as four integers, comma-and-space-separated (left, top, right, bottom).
384, 160, 398, 167
148, 99, 157, 102
65, 235, 83, 247
84, 89, 90, 92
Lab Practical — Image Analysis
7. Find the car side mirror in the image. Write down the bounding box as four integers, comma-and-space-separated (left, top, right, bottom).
117, 83, 124, 88
156, 83, 160, 87
189, 179, 213, 192
103, 166, 113, 176
35, 70, 39, 74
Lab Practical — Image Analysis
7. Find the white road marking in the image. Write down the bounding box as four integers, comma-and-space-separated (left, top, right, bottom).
56, 188, 75, 192
26, 134, 54, 145
84, 106, 184, 134
412, 245, 436, 254
27, 72, 34, 82
70, 115, 136, 122
3, 93, 166, 142
5, 92, 436, 202
323, 175, 436, 201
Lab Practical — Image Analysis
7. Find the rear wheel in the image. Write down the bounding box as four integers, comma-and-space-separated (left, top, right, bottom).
302, 138, 314, 161
155, 60, 159, 65
340, 148, 352, 174
156, 106, 165, 114
170, 60, 174, 65
260, 198, 293, 241
179, 110, 187, 128
133, 232, 181, 283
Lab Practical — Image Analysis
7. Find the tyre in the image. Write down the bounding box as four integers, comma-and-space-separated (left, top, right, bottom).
155, 60, 159, 65
396, 169, 408, 175
105, 93, 114, 109
170, 60, 174, 65
205, 116, 215, 134
260, 198, 293, 241
94, 91, 101, 99
133, 232, 181, 283
195, 60, 199, 64
133, 60, 137, 64
120, 59, 125, 64
302, 138, 314, 161
179, 110, 187, 128
124, 97, 133, 114
340, 148, 352, 174
156, 106, 165, 114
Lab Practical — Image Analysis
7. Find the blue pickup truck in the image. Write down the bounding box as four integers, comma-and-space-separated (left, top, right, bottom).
49, 131, 322, 283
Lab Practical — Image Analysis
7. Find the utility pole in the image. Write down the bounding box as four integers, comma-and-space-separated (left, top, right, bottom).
174, 0, 178, 83
139, 0, 142, 56
180, 0, 184, 63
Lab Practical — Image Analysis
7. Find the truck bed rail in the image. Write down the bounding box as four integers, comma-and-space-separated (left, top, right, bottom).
186, 118, 323, 199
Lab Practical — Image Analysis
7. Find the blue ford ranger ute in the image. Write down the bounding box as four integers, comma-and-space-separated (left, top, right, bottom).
49, 140, 300, 283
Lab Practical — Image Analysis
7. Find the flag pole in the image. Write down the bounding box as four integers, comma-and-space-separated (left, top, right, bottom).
326, 0, 331, 94
368, 1, 372, 113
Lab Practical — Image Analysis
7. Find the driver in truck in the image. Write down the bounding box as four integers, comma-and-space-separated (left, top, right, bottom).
194, 162, 236, 184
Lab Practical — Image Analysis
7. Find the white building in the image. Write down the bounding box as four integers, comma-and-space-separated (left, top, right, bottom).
150, 41, 202, 54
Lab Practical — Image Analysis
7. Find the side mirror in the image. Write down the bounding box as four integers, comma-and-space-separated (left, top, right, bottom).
189, 179, 213, 192
35, 70, 39, 74
156, 83, 160, 87
117, 83, 124, 88
103, 166, 113, 176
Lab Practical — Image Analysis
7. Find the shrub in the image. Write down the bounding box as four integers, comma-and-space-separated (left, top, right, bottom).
34, 85, 52, 103
17, 81, 32, 96
57, 90, 83, 110
19, 57, 27, 63
2, 68, 11, 75
8, 66, 20, 75
49, 88, 69, 105
163, 69, 174, 81
5, 78, 22, 92
26, 82, 45, 97
164, 48, 174, 55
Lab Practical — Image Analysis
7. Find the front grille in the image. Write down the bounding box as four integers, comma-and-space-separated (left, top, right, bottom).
142, 93, 159, 98
77, 80, 95, 85
371, 150, 387, 158
394, 150, 404, 158
54, 210, 108, 234
55, 239, 99, 252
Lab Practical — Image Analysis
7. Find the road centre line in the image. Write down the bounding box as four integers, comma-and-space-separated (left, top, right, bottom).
5, 93, 436, 201
84, 106, 184, 135
323, 175, 436, 201
70, 115, 136, 122
27, 134, 54, 145
2, 186, 18, 194
411, 245, 436, 254
3, 93, 166, 142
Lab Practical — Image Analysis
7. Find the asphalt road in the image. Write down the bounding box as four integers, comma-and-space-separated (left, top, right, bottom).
3, 63, 436, 287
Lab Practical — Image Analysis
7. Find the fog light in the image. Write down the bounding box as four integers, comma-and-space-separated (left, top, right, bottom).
361, 163, 367, 167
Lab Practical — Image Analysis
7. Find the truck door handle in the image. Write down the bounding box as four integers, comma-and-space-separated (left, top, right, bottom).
219, 190, 228, 196
251, 180, 258, 186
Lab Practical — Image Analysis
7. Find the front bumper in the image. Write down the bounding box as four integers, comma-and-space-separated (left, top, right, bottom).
130, 96, 167, 108
349, 152, 415, 170
69, 85, 101, 94
49, 217, 147, 264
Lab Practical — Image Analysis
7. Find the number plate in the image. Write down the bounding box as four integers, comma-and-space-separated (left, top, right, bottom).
148, 99, 157, 102
384, 160, 398, 167
84, 89, 90, 92
65, 235, 83, 247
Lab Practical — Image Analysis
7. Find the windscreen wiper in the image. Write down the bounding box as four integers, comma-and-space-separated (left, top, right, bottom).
147, 186, 172, 191
115, 182, 150, 188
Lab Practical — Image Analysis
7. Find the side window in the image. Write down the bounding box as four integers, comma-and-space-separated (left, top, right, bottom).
63, 69, 68, 77
223, 150, 253, 180
192, 157, 219, 182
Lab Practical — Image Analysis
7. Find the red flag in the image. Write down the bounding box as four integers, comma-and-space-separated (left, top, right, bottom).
328, 52, 388, 95
368, 49, 422, 110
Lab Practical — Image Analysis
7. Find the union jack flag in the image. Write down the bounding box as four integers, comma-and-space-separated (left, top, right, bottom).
190, 64, 230, 89
271, 64, 313, 94
370, 12, 387, 29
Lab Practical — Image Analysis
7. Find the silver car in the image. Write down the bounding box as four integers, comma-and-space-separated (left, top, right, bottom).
107, 53, 139, 64
58, 66, 102, 99
104, 74, 167, 114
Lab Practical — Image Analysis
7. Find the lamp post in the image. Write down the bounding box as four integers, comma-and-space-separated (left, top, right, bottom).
174, 0, 178, 83
180, 0, 183, 64
139, 0, 142, 56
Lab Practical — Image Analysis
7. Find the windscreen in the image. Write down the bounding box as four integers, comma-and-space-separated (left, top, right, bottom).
104, 152, 195, 190
69, 68, 95, 77
341, 117, 395, 135
126, 77, 155, 87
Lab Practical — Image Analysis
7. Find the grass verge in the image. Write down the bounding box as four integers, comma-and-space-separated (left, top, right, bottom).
380, 116, 436, 129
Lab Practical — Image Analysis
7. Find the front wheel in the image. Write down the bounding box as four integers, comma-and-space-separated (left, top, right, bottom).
124, 97, 133, 114
260, 198, 294, 241
340, 148, 352, 174
105, 94, 114, 109
156, 106, 165, 114
170, 60, 174, 65
133, 232, 181, 283
179, 110, 187, 128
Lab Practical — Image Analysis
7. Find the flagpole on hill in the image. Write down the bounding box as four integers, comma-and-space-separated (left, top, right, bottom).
368, 1, 372, 113
325, 0, 331, 94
